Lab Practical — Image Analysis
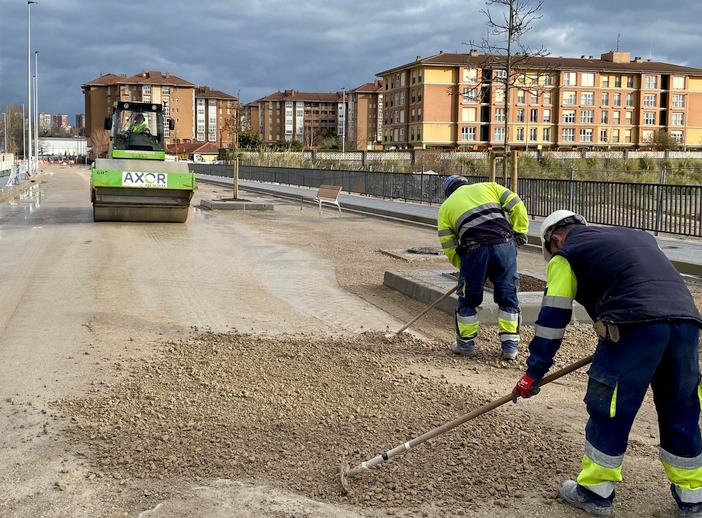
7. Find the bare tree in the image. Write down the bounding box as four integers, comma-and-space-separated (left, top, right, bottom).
470, 0, 548, 178
89, 128, 110, 159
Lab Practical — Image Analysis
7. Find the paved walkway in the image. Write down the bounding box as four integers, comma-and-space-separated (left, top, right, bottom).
197, 174, 702, 277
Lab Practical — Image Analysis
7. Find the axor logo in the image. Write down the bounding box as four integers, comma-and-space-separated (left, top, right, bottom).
122, 171, 167, 188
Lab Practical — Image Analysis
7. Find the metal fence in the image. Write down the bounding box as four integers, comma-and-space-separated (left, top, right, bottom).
192, 163, 702, 237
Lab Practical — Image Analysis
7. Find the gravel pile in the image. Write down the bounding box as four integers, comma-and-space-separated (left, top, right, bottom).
56, 330, 584, 515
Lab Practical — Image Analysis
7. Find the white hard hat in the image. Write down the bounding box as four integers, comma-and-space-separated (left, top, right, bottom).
540, 210, 587, 261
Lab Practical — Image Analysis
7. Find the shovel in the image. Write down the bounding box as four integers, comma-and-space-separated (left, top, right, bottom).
340, 353, 593, 492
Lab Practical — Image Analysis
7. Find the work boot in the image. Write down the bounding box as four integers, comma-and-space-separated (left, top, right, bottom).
671, 483, 702, 516
501, 340, 519, 360
450, 339, 476, 357
558, 480, 614, 516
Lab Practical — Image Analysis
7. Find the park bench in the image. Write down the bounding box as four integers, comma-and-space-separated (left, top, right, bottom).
312, 184, 342, 215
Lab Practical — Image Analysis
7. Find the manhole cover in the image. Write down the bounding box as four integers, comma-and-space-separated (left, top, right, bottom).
406, 247, 442, 255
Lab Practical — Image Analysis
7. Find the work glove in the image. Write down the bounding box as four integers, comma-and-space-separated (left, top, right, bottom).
512, 374, 540, 403
514, 233, 528, 247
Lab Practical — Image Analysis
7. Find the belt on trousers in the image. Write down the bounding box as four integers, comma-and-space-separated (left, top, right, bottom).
593, 321, 620, 343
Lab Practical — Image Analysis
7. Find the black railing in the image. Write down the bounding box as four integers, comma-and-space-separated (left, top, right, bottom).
192, 164, 702, 237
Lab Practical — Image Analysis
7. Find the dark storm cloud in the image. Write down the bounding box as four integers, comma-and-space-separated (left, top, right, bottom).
1, 0, 701, 120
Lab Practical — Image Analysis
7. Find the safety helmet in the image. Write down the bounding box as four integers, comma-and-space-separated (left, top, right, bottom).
540, 210, 587, 261
443, 175, 469, 197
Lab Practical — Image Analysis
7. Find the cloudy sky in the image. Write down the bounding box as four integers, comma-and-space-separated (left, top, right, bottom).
1, 0, 701, 121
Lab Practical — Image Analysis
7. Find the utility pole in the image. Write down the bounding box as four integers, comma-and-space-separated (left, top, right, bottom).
27, 1, 37, 176
34, 50, 39, 172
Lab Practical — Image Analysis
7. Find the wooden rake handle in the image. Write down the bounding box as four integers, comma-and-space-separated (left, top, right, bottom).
345, 354, 593, 478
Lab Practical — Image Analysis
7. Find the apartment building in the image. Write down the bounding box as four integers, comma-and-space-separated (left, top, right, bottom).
194, 87, 239, 147
81, 71, 197, 144
376, 50, 702, 150
347, 80, 384, 150
52, 114, 69, 130
253, 83, 384, 150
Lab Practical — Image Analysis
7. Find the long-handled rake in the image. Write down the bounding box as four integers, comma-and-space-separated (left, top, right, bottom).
385, 285, 458, 338
339, 354, 593, 492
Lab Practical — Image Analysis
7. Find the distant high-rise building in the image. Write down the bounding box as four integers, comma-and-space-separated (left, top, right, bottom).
53, 114, 69, 129
39, 112, 52, 132
75, 113, 86, 130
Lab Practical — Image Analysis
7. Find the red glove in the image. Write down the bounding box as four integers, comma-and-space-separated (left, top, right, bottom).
512, 374, 541, 403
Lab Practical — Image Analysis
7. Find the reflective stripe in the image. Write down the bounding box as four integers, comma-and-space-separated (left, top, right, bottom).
584, 441, 624, 469
661, 448, 702, 471
442, 239, 457, 249
498, 310, 519, 322
534, 325, 566, 340
610, 384, 618, 418
542, 295, 574, 309
576, 452, 621, 497
438, 228, 454, 237
499, 190, 514, 205
671, 482, 702, 503
500, 333, 519, 342
457, 314, 479, 325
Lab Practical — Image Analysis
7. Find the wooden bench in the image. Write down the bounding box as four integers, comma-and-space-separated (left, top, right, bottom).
313, 184, 342, 215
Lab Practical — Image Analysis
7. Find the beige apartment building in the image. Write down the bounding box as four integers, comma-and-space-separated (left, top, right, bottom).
376, 50, 702, 151
82, 71, 196, 143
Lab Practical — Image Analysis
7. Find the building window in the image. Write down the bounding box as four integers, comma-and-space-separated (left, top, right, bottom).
463, 68, 478, 83
643, 112, 656, 124
672, 113, 684, 126
516, 128, 525, 141
563, 72, 576, 86
530, 108, 538, 123
563, 91, 576, 105
495, 127, 505, 141
626, 111, 632, 124
670, 130, 683, 142
625, 129, 632, 143
580, 129, 593, 142
600, 129, 608, 142
672, 94, 685, 108
581, 73, 595, 87
601, 92, 609, 106
562, 128, 575, 142
645, 76, 658, 89
530, 91, 538, 104
461, 127, 476, 140
461, 107, 477, 122
581, 110, 594, 123
462, 87, 477, 102
517, 90, 525, 104
644, 94, 657, 107
543, 109, 550, 123
562, 110, 575, 123
601, 111, 608, 124
601, 76, 609, 88
143, 85, 151, 94
672, 76, 685, 90
529, 127, 537, 141
495, 108, 505, 122
495, 69, 507, 80
626, 76, 634, 88
626, 93, 634, 107
615, 75, 622, 88
581, 92, 594, 106
543, 127, 551, 141
612, 129, 620, 143
543, 74, 553, 86
613, 112, 620, 125
543, 91, 552, 105
614, 93, 621, 106
516, 109, 525, 122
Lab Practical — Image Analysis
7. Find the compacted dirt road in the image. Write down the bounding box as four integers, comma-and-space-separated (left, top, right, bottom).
0, 166, 699, 518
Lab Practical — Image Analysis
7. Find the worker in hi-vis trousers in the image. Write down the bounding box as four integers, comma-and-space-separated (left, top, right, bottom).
512, 209, 702, 517
437, 176, 529, 360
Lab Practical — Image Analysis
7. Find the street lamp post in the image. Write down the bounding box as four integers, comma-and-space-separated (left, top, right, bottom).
34, 50, 39, 172
341, 87, 346, 153
27, 1, 37, 175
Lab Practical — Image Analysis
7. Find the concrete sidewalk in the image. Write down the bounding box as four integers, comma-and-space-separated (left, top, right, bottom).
198, 174, 702, 277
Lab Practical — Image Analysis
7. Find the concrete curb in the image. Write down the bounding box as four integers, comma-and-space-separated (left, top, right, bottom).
0, 173, 43, 204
